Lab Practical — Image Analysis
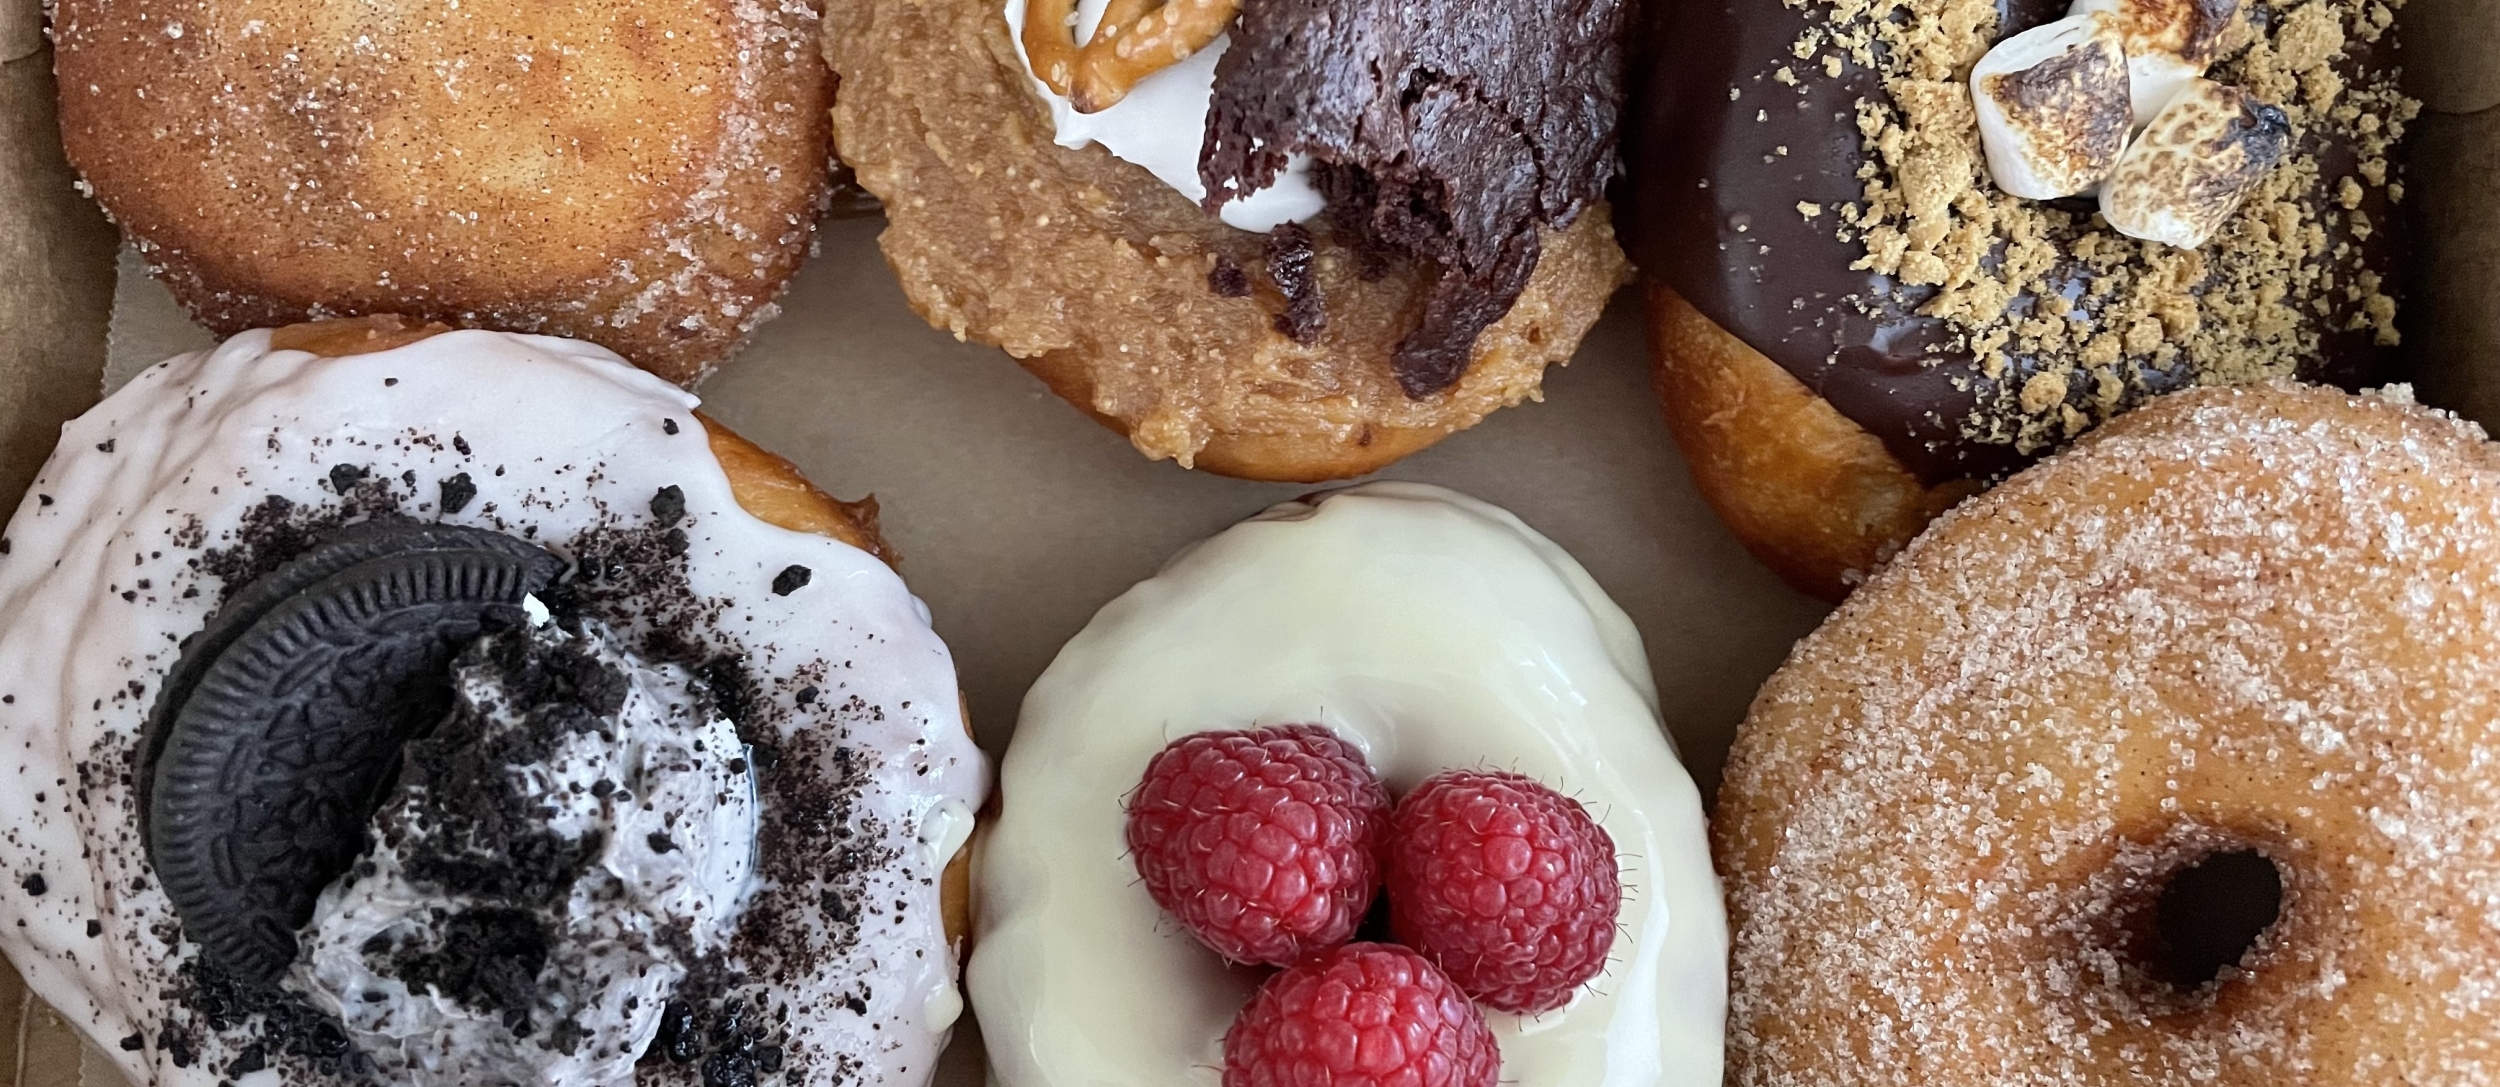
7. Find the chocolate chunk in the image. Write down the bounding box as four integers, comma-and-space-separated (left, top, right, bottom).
143, 522, 563, 981
1264, 224, 1325, 344
771, 565, 812, 596
1202, 0, 1631, 395
1208, 255, 1252, 298
438, 473, 477, 515
652, 485, 688, 529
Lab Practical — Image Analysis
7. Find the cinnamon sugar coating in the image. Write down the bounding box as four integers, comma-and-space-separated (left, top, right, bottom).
1719, 382, 2500, 1085
824, 0, 1628, 481
53, 0, 835, 386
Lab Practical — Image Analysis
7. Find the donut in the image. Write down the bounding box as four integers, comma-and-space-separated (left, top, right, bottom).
971, 483, 1726, 1087
0, 318, 987, 1084
1715, 381, 2500, 1084
825, 0, 1633, 481
1619, 0, 2414, 598
52, 0, 836, 385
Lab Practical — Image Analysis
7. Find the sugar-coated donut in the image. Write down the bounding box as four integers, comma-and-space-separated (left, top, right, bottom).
1717, 381, 2500, 1083
1621, 0, 2413, 598
53, 0, 836, 385
0, 319, 985, 1084
972, 483, 1726, 1087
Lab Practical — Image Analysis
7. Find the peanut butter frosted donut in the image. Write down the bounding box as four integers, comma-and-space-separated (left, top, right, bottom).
1717, 381, 2500, 1085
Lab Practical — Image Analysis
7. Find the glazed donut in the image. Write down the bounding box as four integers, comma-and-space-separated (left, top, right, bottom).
1716, 381, 2500, 1084
971, 483, 1726, 1087
825, 0, 1633, 481
0, 318, 986, 1084
52, 0, 836, 385
1619, 0, 2413, 598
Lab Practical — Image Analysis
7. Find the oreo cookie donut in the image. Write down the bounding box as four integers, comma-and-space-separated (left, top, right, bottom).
827, 0, 1634, 480
973, 484, 1726, 1087
1621, 0, 2414, 597
52, 0, 836, 385
1717, 382, 2500, 1084
0, 318, 986, 1084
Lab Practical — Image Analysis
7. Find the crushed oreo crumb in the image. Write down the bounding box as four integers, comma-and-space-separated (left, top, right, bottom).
770, 565, 812, 596
20, 874, 43, 896
663, 418, 682, 436
97, 438, 116, 453
439, 473, 477, 515
327, 464, 369, 493
652, 485, 688, 529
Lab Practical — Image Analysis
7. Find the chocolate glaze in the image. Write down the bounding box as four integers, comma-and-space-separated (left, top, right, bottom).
1619, 0, 2404, 485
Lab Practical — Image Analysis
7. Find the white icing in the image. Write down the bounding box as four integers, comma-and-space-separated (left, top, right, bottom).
0, 329, 988, 1086
970, 483, 1726, 1087
1000, 0, 1324, 232
296, 618, 758, 1086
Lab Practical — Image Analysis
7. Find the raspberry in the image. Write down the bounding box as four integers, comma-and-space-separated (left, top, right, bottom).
1223, 943, 1500, 1087
1126, 725, 1390, 965
1384, 770, 1620, 1013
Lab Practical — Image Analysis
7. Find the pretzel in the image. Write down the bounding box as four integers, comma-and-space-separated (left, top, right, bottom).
1020, 0, 1241, 113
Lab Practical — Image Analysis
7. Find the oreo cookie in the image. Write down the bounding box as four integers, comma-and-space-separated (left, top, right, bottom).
143, 521, 563, 981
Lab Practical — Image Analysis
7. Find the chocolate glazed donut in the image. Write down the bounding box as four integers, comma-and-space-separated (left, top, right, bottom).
1619, 0, 2409, 598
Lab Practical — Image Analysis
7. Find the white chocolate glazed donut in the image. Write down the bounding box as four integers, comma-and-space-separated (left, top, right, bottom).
0, 328, 988, 1085
970, 483, 1726, 1087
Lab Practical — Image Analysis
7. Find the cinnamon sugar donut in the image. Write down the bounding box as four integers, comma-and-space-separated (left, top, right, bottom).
1715, 381, 2500, 1084
53, 0, 835, 385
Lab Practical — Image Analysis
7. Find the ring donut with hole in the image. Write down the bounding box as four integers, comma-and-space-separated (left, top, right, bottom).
970, 483, 1726, 1087
1716, 382, 2500, 1083
827, 0, 1636, 481
1620, 0, 2413, 598
0, 318, 987, 1085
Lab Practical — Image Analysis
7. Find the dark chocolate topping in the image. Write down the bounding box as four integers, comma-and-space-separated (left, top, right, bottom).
144, 522, 563, 981
1619, 0, 2405, 485
1203, 0, 1633, 396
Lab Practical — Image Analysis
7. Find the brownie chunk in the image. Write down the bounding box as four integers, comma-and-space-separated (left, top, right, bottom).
1201, 0, 1632, 396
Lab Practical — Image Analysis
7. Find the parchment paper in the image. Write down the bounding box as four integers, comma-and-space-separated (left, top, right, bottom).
5, 0, 2499, 1080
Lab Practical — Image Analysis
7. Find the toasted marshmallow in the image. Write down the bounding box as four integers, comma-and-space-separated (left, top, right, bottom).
1972, 14, 2133, 200
2070, 0, 2246, 123
2100, 78, 2291, 247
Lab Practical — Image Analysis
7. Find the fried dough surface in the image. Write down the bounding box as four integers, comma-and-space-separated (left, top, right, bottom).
56, 0, 835, 385
824, 0, 1629, 480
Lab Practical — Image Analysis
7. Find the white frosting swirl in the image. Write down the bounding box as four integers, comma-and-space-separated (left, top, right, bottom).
1001, 0, 1324, 232
0, 329, 987, 1086
296, 616, 757, 1085
970, 483, 1727, 1087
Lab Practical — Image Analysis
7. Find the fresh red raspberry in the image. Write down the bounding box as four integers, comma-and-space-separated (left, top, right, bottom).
1385, 770, 1620, 1013
1223, 943, 1500, 1087
1126, 725, 1390, 965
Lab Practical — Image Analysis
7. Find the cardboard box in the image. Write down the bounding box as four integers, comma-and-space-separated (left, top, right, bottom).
0, 0, 2492, 1081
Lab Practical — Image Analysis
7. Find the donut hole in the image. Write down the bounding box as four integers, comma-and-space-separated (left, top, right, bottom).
2148, 849, 2284, 989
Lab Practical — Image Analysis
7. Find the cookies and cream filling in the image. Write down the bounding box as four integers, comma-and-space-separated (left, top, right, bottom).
1970, 0, 2288, 246
1004, 0, 1324, 232
0, 328, 986, 1086
972, 483, 1727, 1087
296, 616, 758, 1085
